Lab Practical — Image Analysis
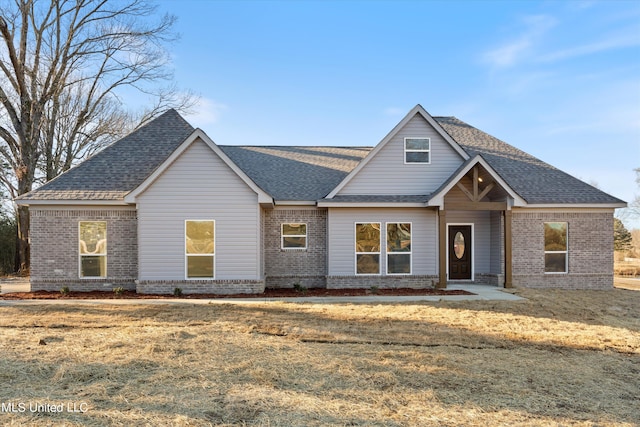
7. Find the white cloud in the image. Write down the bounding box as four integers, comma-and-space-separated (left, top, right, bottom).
539, 30, 640, 62
482, 15, 557, 68
184, 97, 228, 128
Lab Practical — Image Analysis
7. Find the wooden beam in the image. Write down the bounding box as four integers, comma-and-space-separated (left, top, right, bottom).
445, 201, 507, 211
473, 166, 479, 201
504, 209, 513, 288
437, 209, 447, 288
456, 182, 475, 202
477, 182, 495, 201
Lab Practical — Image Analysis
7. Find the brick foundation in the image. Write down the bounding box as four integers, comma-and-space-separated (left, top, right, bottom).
136, 279, 265, 294
327, 275, 437, 289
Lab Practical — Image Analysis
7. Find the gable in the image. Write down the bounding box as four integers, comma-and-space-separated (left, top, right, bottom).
335, 112, 466, 196
125, 130, 272, 205
135, 137, 259, 202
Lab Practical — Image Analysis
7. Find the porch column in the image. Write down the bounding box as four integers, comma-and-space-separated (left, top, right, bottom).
504, 209, 513, 288
437, 209, 447, 289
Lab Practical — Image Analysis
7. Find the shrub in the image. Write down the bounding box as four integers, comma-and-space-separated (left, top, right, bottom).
173, 287, 183, 297
60, 286, 70, 296
293, 282, 307, 293
113, 286, 125, 296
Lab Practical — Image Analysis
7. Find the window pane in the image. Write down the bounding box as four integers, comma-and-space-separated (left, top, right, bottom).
80, 222, 107, 254
544, 222, 567, 251
387, 223, 411, 252
388, 254, 411, 274
545, 253, 567, 273
405, 138, 429, 150
454, 232, 465, 259
187, 256, 214, 278
186, 221, 215, 254
283, 236, 306, 248
81, 256, 106, 277
357, 254, 380, 274
356, 223, 380, 252
406, 151, 430, 163
283, 223, 306, 236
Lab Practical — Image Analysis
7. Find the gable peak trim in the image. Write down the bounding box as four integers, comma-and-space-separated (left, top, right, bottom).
124, 128, 273, 204
326, 104, 470, 198
427, 154, 527, 208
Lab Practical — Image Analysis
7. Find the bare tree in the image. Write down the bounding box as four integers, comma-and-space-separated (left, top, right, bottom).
630, 168, 640, 217
0, 0, 195, 271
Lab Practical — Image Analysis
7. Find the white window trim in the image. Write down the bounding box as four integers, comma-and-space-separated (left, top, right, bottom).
404, 137, 431, 164
185, 220, 216, 280
355, 222, 381, 276
78, 221, 107, 279
281, 223, 308, 250
386, 222, 412, 275
544, 222, 568, 274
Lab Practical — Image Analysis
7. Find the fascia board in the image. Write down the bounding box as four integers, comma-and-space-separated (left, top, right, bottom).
14, 199, 130, 206
317, 201, 426, 208
519, 203, 627, 209
274, 200, 317, 206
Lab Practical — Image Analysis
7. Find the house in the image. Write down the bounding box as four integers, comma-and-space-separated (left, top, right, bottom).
16, 105, 626, 294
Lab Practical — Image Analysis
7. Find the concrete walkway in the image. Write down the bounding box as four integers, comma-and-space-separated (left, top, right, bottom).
0, 283, 523, 305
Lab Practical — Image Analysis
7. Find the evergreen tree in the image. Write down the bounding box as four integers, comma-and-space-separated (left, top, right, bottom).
614, 218, 632, 252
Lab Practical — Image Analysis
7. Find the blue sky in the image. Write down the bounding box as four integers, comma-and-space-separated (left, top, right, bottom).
157, 0, 640, 228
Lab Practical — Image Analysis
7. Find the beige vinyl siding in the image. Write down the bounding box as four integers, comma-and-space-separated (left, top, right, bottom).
327, 208, 437, 276
338, 114, 464, 195
137, 138, 261, 281
446, 211, 491, 274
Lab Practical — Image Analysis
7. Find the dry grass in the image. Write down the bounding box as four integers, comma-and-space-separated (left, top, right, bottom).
0, 288, 638, 426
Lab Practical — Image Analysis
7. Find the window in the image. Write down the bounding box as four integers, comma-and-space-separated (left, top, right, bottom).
544, 222, 567, 273
405, 137, 430, 164
387, 223, 411, 274
79, 221, 107, 278
282, 223, 307, 249
356, 223, 381, 275
186, 220, 215, 279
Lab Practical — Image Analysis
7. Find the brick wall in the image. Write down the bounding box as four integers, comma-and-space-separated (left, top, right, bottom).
511, 211, 614, 289
30, 208, 138, 291
136, 279, 265, 294
263, 208, 327, 288
327, 275, 437, 289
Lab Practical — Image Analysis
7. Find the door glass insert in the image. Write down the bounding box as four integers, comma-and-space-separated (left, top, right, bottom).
453, 231, 465, 259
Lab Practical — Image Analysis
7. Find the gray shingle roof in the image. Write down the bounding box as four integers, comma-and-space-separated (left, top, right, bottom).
17, 109, 194, 201
219, 146, 371, 200
433, 117, 625, 205
18, 109, 624, 206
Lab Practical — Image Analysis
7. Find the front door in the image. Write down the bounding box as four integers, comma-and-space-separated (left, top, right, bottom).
449, 225, 472, 280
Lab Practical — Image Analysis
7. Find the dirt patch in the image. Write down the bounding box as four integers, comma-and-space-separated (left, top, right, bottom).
0, 288, 638, 426
0, 287, 473, 300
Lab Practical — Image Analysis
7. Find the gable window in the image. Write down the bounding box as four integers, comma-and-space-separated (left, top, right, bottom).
387, 223, 411, 274
282, 223, 307, 249
544, 222, 567, 273
186, 220, 215, 279
79, 221, 107, 278
356, 223, 381, 275
404, 137, 430, 164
